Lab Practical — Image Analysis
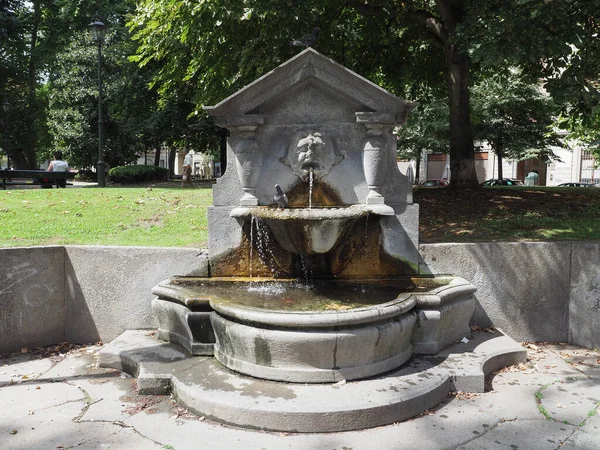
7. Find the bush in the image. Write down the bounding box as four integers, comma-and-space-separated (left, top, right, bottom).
108, 165, 168, 184
74, 170, 97, 182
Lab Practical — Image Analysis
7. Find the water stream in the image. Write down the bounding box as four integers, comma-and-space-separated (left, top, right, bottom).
308, 168, 314, 209
253, 217, 281, 276
249, 216, 255, 277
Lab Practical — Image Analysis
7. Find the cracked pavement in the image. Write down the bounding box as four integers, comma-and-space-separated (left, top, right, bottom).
1, 342, 599, 450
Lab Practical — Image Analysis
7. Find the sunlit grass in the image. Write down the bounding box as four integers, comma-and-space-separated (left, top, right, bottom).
3, 184, 600, 248
0, 186, 212, 248
438, 215, 600, 242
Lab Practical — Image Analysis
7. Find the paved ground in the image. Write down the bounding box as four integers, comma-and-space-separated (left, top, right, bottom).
1, 340, 599, 450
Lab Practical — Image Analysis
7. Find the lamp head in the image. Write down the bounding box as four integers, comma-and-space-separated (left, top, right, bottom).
89, 15, 106, 43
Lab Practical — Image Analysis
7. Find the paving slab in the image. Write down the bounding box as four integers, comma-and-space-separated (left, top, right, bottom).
1, 340, 599, 450
40, 347, 104, 379
72, 376, 144, 423
455, 419, 577, 450
540, 376, 600, 426
0, 354, 54, 383
463, 386, 542, 420
0, 381, 84, 417
561, 409, 600, 449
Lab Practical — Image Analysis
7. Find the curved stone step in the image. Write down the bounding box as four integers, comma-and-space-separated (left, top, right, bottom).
99, 329, 526, 433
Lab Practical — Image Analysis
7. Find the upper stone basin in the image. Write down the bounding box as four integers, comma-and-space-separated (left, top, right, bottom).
231, 205, 394, 255
231, 206, 369, 255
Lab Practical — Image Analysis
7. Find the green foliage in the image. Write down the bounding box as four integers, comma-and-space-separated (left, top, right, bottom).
2, 0, 215, 172
108, 165, 168, 183
459, 0, 600, 157
396, 98, 450, 160
471, 72, 560, 162
47, 19, 153, 169
3, 0, 599, 178
126, 0, 481, 186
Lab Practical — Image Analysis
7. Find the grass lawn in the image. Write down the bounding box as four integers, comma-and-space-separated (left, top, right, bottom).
415, 186, 600, 242
1, 183, 599, 248
0, 183, 212, 247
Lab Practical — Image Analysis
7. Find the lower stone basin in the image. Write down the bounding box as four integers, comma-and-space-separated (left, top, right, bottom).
151, 276, 476, 383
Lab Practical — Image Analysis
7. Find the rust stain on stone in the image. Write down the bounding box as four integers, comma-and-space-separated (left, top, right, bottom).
285, 180, 343, 207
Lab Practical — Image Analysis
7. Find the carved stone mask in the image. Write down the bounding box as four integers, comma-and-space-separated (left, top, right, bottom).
281, 131, 344, 182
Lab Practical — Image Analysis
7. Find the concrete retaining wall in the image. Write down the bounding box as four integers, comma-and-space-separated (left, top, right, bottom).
1, 246, 208, 354
1, 242, 598, 354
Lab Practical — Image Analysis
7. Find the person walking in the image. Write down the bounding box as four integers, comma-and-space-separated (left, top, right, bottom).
181, 149, 194, 188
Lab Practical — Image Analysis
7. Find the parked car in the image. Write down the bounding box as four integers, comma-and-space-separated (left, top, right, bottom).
480, 178, 524, 186
557, 182, 600, 188
420, 179, 448, 187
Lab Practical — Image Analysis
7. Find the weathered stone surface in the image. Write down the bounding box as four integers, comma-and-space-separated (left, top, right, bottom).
211, 309, 416, 383
1, 339, 598, 448
99, 329, 526, 433
540, 376, 600, 426
0, 246, 65, 353
64, 246, 209, 345
413, 296, 476, 355
3, 242, 600, 354
569, 242, 600, 348
454, 419, 577, 450
419, 242, 572, 343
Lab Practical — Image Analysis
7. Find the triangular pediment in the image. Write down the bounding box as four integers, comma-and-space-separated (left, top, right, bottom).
249, 78, 372, 124
205, 48, 414, 124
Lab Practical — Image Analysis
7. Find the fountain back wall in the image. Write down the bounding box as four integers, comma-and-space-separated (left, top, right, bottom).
204, 48, 420, 278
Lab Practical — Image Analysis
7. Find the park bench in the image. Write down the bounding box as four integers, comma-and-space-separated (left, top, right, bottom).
1, 169, 76, 190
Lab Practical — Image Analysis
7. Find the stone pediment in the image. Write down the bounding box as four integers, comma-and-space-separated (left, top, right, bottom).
204, 48, 415, 126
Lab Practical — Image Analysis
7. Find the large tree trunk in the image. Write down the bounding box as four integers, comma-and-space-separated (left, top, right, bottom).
446, 46, 479, 188
405, 1, 480, 189
10, 147, 29, 169
168, 147, 177, 177
496, 149, 504, 180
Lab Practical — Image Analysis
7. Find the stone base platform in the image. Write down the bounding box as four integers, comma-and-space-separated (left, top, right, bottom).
99, 329, 526, 433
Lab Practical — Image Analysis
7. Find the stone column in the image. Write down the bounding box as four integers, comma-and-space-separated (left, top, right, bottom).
220, 115, 265, 206
362, 124, 388, 205
356, 112, 395, 212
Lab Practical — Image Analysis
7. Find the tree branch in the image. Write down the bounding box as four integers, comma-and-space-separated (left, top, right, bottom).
346, 0, 383, 16
408, 9, 448, 44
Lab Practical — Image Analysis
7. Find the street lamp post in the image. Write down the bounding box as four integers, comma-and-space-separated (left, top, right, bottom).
2, 99, 9, 170
89, 15, 106, 187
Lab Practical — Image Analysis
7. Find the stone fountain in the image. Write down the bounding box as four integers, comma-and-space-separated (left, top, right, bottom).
100, 49, 526, 432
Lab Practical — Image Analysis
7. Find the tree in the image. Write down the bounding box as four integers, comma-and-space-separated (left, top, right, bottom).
128, 0, 485, 187
470, 73, 560, 180
396, 97, 450, 183
1, 0, 32, 168
46, 1, 208, 171
459, 0, 600, 160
